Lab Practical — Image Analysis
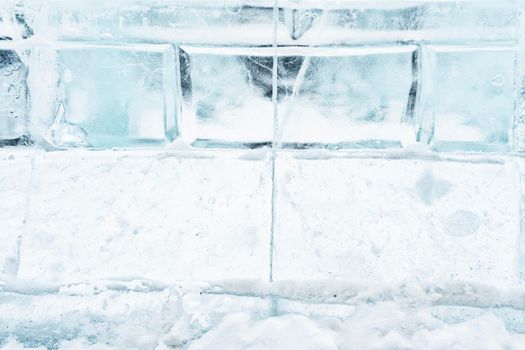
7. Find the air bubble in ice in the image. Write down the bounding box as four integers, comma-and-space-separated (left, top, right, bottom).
446, 210, 481, 237
491, 74, 505, 87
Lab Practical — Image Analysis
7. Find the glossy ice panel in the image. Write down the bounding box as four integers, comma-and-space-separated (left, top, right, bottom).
276, 46, 417, 148
180, 46, 274, 146
49, 0, 275, 45
33, 43, 177, 148
0, 47, 28, 142
277, 1, 519, 45
421, 45, 516, 152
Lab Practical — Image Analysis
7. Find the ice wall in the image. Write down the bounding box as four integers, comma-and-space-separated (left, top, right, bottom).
1, 1, 525, 349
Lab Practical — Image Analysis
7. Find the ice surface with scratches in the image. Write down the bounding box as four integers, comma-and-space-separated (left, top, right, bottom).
274, 154, 522, 285
2, 0, 525, 349
180, 46, 274, 145
276, 46, 417, 147
0, 48, 28, 141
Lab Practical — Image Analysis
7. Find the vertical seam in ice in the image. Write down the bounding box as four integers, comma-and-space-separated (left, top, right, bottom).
275, 10, 329, 148
269, 0, 279, 316
517, 160, 525, 281
514, 4, 524, 153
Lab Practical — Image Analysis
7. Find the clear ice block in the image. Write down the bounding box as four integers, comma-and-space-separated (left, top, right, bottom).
0, 3, 34, 41
276, 46, 417, 148
37, 43, 177, 148
180, 46, 274, 147
277, 1, 518, 45
50, 1, 274, 45
0, 47, 28, 142
421, 45, 516, 152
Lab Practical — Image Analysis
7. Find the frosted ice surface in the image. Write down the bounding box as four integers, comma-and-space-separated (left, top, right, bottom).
421, 46, 516, 152
180, 47, 274, 147
0, 151, 32, 278
0, 48, 28, 141
275, 1, 521, 151
276, 46, 417, 148
2, 0, 525, 348
39, 44, 177, 148
274, 155, 521, 285
18, 150, 271, 283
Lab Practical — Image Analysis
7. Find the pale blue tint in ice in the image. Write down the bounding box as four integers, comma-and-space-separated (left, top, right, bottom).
276, 1, 521, 152
422, 46, 516, 152
276, 47, 417, 148
51, 1, 274, 45
0, 48, 28, 142
277, 1, 518, 45
180, 47, 274, 147
49, 45, 177, 148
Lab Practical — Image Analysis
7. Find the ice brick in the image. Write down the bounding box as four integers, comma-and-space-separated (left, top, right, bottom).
36, 43, 177, 148
180, 47, 274, 147
0, 4, 34, 40
0, 47, 28, 141
421, 46, 516, 152
277, 1, 518, 45
0, 150, 33, 278
273, 154, 521, 285
18, 150, 271, 283
50, 0, 274, 45
276, 46, 417, 148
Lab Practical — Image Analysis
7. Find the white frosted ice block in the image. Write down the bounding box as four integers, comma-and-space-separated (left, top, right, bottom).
18, 150, 272, 283
421, 45, 516, 152
276, 46, 417, 148
273, 153, 521, 285
34, 43, 177, 148
180, 46, 274, 147
0, 150, 33, 278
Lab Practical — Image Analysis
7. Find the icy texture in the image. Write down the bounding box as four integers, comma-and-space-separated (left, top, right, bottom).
2, 0, 525, 348
0, 3, 34, 41
0, 151, 32, 278
421, 46, 516, 152
277, 1, 519, 45
274, 0, 522, 151
1, 286, 525, 349
180, 47, 274, 146
35, 44, 177, 148
0, 0, 518, 151
274, 154, 521, 284
0, 48, 28, 141
50, 1, 274, 45
17, 150, 271, 282
0, 286, 268, 349
276, 46, 417, 148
